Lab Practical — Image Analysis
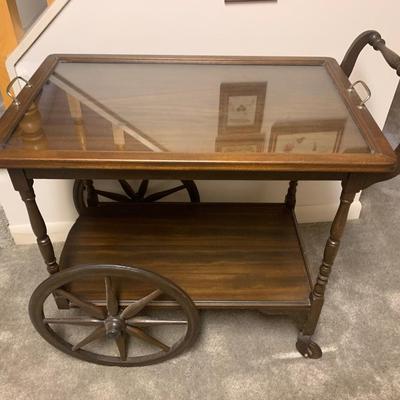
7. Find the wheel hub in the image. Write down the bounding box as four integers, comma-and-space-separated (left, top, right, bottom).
104, 316, 124, 339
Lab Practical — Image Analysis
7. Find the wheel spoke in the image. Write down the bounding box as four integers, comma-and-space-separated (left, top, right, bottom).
55, 289, 105, 319
126, 326, 170, 352
119, 180, 138, 200
44, 317, 103, 326
94, 189, 130, 202
126, 317, 188, 327
137, 180, 149, 198
181, 180, 200, 202
105, 277, 119, 316
144, 185, 186, 202
72, 325, 106, 351
120, 290, 162, 319
115, 332, 128, 361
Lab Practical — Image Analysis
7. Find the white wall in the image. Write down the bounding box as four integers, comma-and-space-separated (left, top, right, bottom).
2, 0, 400, 244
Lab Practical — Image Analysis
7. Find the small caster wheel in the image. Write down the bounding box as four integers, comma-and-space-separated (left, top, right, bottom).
296, 334, 322, 359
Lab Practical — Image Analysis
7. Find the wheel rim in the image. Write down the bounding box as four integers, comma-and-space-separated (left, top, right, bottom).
29, 264, 200, 366
73, 179, 200, 214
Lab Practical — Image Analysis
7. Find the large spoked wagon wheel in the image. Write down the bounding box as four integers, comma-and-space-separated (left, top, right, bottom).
73, 179, 200, 214
29, 264, 200, 367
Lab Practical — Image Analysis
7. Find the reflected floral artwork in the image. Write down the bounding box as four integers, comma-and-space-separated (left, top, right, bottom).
216, 81, 267, 152
269, 119, 345, 154
218, 82, 267, 135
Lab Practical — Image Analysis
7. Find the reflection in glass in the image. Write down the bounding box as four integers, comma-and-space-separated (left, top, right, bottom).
112, 125, 126, 151
216, 134, 265, 153
216, 82, 267, 152
18, 103, 48, 150
66, 94, 87, 150
218, 82, 267, 135
5, 63, 373, 155
51, 73, 165, 153
269, 119, 345, 154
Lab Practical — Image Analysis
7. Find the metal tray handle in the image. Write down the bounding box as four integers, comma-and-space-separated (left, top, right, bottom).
347, 80, 371, 109
6, 76, 32, 106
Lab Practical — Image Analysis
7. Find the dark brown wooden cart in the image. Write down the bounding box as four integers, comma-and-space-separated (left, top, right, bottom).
0, 31, 399, 366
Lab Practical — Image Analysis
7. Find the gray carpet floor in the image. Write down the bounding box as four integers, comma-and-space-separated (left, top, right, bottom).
0, 175, 400, 400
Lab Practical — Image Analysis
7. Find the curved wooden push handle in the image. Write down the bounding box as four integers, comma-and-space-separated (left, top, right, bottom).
341, 30, 400, 78
341, 30, 400, 177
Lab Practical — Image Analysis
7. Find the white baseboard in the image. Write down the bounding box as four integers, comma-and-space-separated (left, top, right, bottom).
295, 199, 361, 223
9, 200, 361, 245
10, 221, 74, 245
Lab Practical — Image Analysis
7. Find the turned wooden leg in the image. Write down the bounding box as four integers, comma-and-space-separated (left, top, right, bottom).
285, 180, 298, 209
8, 169, 59, 275
297, 177, 359, 359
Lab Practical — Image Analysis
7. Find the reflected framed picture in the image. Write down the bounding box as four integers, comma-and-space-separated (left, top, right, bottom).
268, 119, 345, 154
215, 133, 265, 153
218, 82, 267, 135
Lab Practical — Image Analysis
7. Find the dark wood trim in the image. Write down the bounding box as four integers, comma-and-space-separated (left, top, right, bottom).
22, 168, 347, 181
54, 54, 332, 66
0, 150, 396, 173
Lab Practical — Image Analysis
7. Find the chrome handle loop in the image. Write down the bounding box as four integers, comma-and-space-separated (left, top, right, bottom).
347, 80, 372, 109
6, 76, 32, 106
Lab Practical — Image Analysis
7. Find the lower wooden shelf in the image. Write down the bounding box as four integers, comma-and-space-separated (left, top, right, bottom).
59, 203, 312, 310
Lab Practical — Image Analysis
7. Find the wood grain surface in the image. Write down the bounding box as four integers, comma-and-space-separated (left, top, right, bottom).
60, 202, 312, 308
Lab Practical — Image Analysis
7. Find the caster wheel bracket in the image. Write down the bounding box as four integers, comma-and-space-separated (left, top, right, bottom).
296, 332, 322, 359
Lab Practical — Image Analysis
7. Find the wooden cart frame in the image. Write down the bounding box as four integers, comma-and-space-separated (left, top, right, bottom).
0, 30, 399, 366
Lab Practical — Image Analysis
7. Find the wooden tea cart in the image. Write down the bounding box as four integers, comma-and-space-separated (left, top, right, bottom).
0, 31, 399, 366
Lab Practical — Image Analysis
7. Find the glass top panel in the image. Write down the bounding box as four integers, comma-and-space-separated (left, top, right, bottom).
5, 62, 371, 155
